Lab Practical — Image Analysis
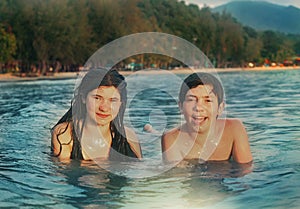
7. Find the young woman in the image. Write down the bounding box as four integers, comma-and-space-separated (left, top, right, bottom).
51, 68, 142, 161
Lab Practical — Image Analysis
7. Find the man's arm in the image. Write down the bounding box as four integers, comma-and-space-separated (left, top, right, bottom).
161, 129, 182, 163
231, 119, 253, 163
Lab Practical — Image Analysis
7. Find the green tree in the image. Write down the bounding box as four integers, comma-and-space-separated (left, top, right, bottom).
87, 0, 124, 47
243, 26, 262, 65
0, 0, 299, 70
275, 37, 294, 62
0, 0, 36, 70
0, 25, 16, 64
30, 0, 95, 73
261, 30, 283, 62
214, 12, 245, 67
293, 40, 300, 56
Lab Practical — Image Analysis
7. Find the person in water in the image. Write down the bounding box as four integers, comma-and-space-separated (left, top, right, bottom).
161, 72, 252, 164
51, 68, 142, 161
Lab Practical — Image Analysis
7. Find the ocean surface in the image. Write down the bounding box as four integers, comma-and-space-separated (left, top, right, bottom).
0, 69, 300, 208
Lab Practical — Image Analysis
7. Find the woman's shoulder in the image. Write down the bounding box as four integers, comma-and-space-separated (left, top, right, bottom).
51, 122, 73, 144
52, 122, 71, 134
51, 121, 73, 158
124, 126, 138, 141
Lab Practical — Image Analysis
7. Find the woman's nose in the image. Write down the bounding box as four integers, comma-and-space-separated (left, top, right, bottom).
98, 99, 111, 111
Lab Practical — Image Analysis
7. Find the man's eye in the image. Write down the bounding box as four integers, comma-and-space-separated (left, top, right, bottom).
111, 98, 120, 103
186, 98, 197, 102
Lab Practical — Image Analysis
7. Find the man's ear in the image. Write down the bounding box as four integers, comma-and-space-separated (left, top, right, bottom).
178, 101, 183, 114
217, 102, 225, 116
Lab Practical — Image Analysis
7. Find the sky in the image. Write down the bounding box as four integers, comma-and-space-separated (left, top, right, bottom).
185, 0, 300, 9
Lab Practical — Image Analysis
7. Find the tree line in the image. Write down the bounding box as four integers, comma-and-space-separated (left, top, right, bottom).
0, 0, 300, 74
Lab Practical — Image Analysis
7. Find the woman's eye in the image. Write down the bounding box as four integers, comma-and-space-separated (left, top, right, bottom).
93, 96, 102, 101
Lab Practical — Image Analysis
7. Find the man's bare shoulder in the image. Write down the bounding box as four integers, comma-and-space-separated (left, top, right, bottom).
161, 126, 182, 155
162, 126, 181, 139
222, 118, 248, 141
221, 118, 244, 129
161, 126, 183, 147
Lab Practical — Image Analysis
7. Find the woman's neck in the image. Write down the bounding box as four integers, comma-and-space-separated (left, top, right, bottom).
80, 119, 112, 160
84, 119, 111, 139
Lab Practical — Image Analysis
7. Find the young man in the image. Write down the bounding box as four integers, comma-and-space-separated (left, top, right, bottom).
161, 72, 252, 164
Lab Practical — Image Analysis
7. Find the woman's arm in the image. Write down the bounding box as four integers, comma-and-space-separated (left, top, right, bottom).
51, 122, 73, 160
125, 127, 142, 159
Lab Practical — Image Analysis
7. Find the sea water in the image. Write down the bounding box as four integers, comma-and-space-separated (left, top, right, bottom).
0, 69, 300, 208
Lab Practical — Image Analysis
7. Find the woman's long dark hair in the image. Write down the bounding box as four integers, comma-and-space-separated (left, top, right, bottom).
52, 68, 138, 160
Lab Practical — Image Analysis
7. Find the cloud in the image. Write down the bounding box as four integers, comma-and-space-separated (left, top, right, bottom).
184, 0, 300, 9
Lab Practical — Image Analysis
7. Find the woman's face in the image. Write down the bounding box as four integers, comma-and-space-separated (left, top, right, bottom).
84, 86, 122, 126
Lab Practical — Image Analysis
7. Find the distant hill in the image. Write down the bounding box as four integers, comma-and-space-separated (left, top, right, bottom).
212, 1, 300, 34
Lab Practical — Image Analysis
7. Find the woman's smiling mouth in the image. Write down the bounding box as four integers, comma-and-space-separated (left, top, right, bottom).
96, 113, 110, 118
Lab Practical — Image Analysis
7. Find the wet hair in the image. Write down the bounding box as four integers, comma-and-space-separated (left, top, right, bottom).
52, 68, 138, 160
179, 72, 224, 106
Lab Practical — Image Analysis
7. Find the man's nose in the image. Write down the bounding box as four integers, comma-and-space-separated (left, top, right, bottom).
193, 99, 205, 111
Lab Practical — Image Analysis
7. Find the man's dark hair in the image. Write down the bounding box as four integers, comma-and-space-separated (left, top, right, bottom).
179, 72, 224, 105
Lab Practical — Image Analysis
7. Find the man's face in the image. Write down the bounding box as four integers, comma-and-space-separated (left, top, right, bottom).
180, 84, 223, 133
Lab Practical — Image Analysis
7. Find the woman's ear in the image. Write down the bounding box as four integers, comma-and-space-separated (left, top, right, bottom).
217, 102, 225, 116
81, 94, 86, 104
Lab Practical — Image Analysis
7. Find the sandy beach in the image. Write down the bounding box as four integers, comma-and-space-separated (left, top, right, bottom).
0, 72, 79, 82
0, 66, 299, 82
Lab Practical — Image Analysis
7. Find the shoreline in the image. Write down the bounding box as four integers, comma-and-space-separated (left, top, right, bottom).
120, 66, 300, 75
1, 66, 299, 82
0, 72, 79, 82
